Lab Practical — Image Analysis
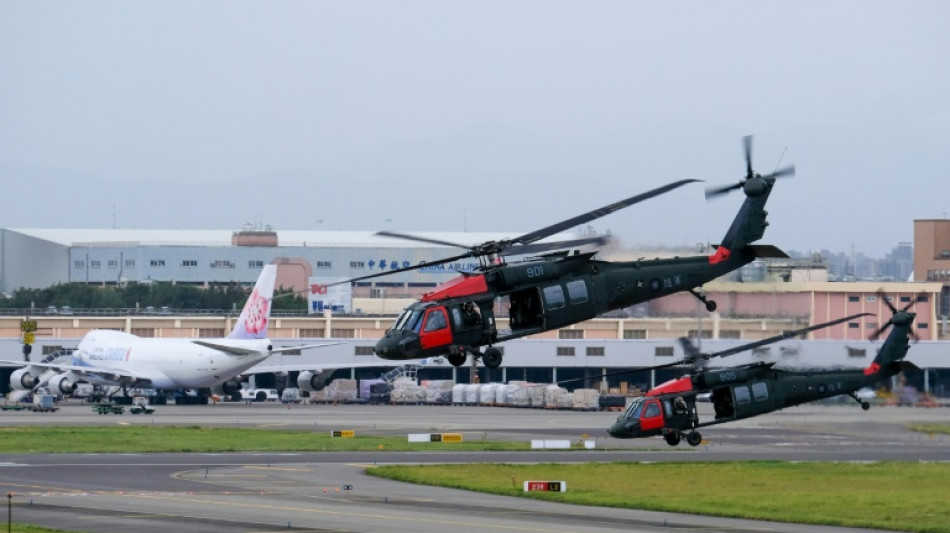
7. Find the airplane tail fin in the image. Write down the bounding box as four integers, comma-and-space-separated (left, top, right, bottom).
228, 265, 277, 340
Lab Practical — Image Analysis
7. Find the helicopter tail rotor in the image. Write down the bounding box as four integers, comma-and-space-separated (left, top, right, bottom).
706, 135, 795, 199
870, 290, 924, 342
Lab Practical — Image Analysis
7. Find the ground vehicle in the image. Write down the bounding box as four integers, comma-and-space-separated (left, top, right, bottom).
30, 394, 59, 412
129, 396, 156, 414
281, 388, 302, 403
245, 388, 280, 402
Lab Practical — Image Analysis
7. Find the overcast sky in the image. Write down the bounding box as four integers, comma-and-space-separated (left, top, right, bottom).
2, 1, 948, 258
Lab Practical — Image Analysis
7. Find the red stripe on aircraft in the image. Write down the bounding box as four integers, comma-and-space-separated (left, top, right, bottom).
421, 274, 489, 302
708, 246, 731, 265
647, 377, 693, 396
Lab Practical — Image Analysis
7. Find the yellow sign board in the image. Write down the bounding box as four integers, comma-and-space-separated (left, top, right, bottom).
21, 320, 38, 333
23, 332, 35, 345
331, 430, 355, 438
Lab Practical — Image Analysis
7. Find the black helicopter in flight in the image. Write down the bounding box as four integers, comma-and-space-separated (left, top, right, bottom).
607, 299, 920, 446
333, 136, 794, 368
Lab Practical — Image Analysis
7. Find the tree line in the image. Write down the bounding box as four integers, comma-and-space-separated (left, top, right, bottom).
0, 281, 308, 311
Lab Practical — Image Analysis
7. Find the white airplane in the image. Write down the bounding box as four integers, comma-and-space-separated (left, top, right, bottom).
2, 265, 441, 403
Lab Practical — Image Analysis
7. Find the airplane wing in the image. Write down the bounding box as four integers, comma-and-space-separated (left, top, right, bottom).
0, 359, 146, 382
247, 356, 445, 375
190, 341, 343, 356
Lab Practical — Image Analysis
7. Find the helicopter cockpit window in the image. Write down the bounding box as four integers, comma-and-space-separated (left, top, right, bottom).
423, 309, 448, 332
395, 309, 425, 333
566, 280, 588, 305
621, 397, 644, 419
542, 285, 565, 310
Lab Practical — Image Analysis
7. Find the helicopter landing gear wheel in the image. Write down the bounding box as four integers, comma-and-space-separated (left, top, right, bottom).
447, 352, 467, 367
686, 431, 703, 447
689, 287, 717, 313
483, 347, 503, 369
861, 401, 870, 411
664, 432, 681, 446
705, 300, 717, 312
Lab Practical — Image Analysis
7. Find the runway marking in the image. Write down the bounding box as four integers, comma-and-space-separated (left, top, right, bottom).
119, 492, 593, 532
243, 465, 313, 472
0, 481, 87, 493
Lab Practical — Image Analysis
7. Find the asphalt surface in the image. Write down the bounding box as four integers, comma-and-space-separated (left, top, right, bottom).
1, 401, 948, 533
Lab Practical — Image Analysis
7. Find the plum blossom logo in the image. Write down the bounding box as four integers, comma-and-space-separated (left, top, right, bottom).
243, 288, 270, 336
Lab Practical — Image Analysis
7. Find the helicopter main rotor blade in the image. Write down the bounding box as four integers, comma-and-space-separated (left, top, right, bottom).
513, 179, 700, 245
877, 289, 899, 314
502, 235, 610, 257
375, 231, 472, 250
707, 312, 872, 361
764, 164, 795, 180
317, 251, 479, 289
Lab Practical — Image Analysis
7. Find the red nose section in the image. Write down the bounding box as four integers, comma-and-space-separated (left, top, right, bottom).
708, 246, 731, 265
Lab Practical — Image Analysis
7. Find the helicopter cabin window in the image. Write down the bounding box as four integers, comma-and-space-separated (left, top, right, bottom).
733, 385, 751, 405
542, 285, 565, 310
622, 397, 645, 419
655, 346, 674, 357
751, 382, 769, 401
566, 280, 588, 305
394, 309, 425, 332
423, 309, 448, 332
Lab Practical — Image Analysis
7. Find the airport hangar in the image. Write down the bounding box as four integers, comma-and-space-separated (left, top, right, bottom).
0, 227, 948, 397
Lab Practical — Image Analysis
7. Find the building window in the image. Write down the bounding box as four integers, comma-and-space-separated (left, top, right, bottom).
752, 347, 771, 356
559, 329, 584, 339
73, 260, 85, 269
917, 294, 929, 302
90, 260, 101, 269
298, 328, 323, 338
249, 260, 264, 269
918, 323, 929, 329
848, 295, 859, 303
355, 346, 375, 356
124, 259, 135, 268
330, 328, 355, 338
150, 259, 165, 267
623, 329, 646, 339
199, 328, 225, 338
107, 260, 118, 269
211, 260, 235, 268
655, 346, 674, 357
847, 347, 866, 357
556, 346, 575, 356
543, 285, 565, 310
848, 322, 860, 329
130, 328, 155, 337
586, 346, 605, 356
350, 261, 366, 269
316, 261, 332, 269
566, 279, 589, 305
182, 260, 198, 267
866, 296, 877, 302
866, 322, 877, 330
688, 330, 712, 339
719, 330, 741, 339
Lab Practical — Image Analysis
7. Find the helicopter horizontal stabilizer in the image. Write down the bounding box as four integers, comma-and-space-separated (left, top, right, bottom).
897, 360, 920, 373
747, 244, 789, 259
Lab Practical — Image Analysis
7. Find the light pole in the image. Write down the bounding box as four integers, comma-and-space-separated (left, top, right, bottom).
7, 492, 12, 533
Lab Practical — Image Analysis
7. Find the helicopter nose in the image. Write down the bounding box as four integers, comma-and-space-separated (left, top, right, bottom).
374, 331, 421, 359
608, 418, 638, 439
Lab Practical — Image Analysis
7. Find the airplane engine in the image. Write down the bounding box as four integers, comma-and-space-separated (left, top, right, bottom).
47, 373, 78, 395
297, 370, 331, 392
10, 368, 39, 391
211, 379, 244, 398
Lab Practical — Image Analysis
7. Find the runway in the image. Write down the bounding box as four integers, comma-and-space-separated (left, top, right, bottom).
1, 402, 947, 532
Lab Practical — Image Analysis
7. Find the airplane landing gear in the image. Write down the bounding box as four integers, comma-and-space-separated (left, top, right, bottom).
688, 287, 717, 312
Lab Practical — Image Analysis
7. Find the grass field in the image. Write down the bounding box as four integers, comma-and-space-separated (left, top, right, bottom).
0, 426, 534, 453
369, 461, 950, 533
